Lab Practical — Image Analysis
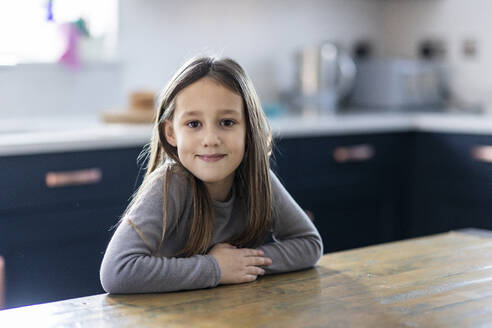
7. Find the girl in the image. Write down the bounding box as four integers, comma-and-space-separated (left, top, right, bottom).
100, 56, 323, 293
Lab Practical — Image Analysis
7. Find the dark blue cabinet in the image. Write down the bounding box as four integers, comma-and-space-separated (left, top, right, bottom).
0, 147, 144, 309
405, 132, 492, 239
3, 130, 492, 309
0, 206, 123, 308
273, 131, 492, 254
272, 133, 410, 253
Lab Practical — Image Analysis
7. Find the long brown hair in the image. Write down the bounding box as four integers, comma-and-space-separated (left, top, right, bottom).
130, 56, 273, 257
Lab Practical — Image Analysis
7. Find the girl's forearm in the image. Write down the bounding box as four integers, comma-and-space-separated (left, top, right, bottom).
100, 252, 221, 294
258, 236, 323, 274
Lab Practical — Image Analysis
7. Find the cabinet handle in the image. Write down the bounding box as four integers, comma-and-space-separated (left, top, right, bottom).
45, 168, 102, 188
333, 144, 375, 163
471, 145, 492, 163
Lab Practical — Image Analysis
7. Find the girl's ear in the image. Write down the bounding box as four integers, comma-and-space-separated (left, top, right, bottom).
164, 120, 177, 147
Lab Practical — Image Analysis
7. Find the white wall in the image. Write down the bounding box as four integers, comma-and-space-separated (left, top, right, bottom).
4, 1, 492, 119
0, 0, 384, 119
380, 0, 492, 109
118, 0, 385, 104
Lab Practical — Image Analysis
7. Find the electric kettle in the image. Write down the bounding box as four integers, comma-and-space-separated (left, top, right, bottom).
293, 42, 356, 115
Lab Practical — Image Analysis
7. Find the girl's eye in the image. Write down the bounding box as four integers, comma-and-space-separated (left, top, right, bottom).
187, 121, 201, 128
220, 119, 236, 127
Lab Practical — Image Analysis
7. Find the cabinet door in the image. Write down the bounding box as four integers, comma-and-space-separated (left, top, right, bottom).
407, 133, 492, 238
0, 146, 145, 309
272, 133, 408, 253
0, 204, 125, 309
0, 147, 144, 211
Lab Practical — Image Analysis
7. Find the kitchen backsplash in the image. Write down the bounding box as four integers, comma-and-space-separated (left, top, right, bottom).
0, 62, 124, 119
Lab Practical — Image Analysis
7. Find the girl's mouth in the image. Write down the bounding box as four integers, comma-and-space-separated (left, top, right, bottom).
196, 154, 226, 162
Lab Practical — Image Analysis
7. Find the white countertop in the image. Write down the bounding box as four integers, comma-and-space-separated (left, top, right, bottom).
2, 112, 492, 156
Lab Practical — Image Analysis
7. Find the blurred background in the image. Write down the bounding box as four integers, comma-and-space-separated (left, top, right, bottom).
2, 0, 492, 311
1, 0, 491, 118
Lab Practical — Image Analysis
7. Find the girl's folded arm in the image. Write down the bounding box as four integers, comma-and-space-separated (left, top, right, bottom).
258, 171, 323, 274
258, 234, 322, 274
100, 171, 221, 294
100, 222, 221, 294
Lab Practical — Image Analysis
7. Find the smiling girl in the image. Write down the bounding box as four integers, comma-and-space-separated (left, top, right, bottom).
100, 56, 323, 293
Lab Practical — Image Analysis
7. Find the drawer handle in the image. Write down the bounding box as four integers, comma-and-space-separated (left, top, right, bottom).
471, 145, 492, 163
45, 168, 102, 188
333, 144, 375, 163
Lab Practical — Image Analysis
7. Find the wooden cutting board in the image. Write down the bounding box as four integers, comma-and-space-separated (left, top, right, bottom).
101, 110, 155, 124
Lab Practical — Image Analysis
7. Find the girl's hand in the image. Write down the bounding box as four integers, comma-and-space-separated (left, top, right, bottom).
208, 243, 272, 284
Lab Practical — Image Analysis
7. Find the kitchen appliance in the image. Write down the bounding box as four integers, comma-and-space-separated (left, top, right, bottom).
349, 59, 449, 109
292, 42, 356, 115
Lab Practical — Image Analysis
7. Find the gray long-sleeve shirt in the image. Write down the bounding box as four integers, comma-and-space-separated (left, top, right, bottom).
100, 165, 323, 294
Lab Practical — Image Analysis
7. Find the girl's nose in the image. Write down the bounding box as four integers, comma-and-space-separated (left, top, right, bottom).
202, 128, 220, 147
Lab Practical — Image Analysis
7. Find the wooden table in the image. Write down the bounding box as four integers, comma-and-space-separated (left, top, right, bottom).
1, 230, 492, 327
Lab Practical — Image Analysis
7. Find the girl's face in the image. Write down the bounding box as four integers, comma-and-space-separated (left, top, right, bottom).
164, 77, 246, 198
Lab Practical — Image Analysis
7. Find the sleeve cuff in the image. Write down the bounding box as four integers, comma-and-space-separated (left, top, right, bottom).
204, 254, 222, 287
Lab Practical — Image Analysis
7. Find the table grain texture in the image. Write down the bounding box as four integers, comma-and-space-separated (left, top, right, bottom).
1, 231, 492, 327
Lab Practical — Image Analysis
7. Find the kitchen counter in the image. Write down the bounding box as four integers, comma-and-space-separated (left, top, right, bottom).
3, 112, 492, 156
1, 230, 492, 327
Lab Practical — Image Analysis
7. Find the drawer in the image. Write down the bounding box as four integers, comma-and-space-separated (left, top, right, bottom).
415, 133, 492, 178
0, 147, 143, 211
272, 133, 408, 185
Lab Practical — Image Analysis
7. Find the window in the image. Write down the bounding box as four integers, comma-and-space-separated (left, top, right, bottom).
0, 0, 118, 65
